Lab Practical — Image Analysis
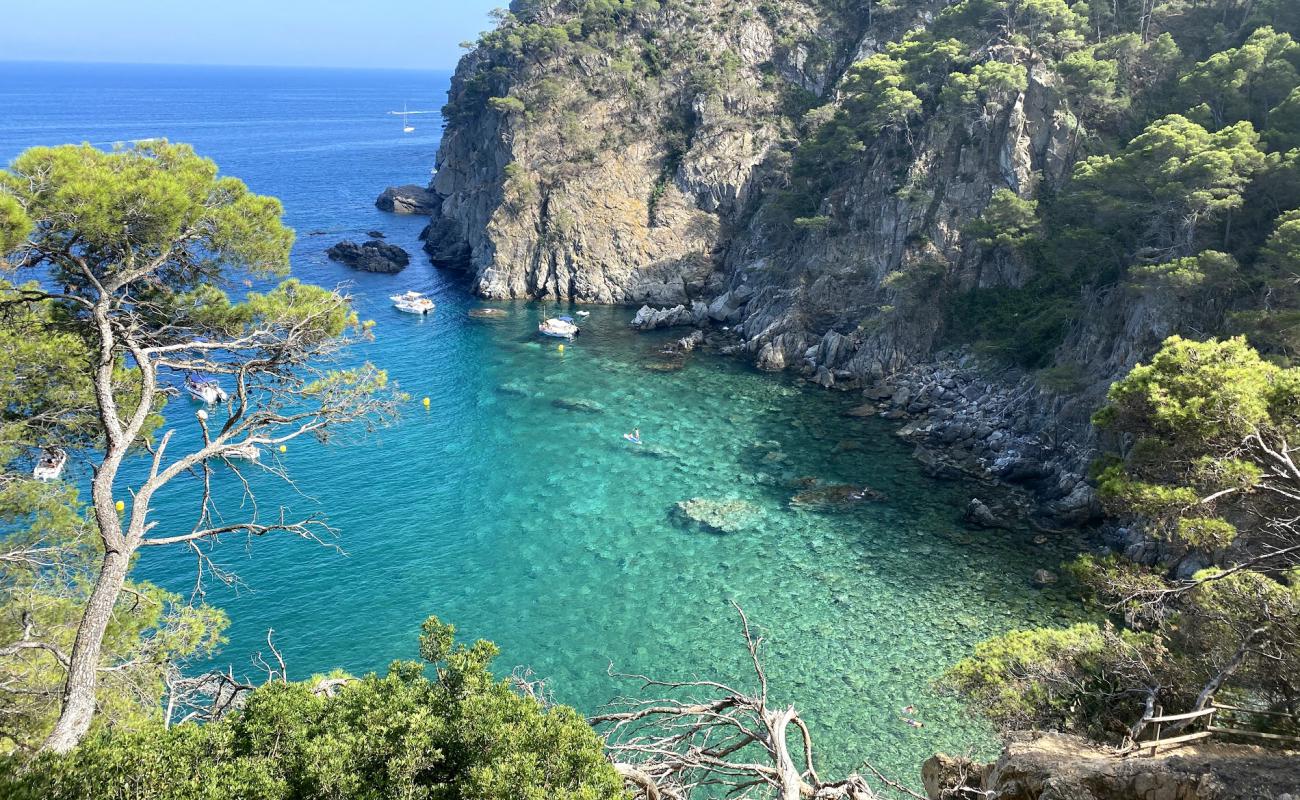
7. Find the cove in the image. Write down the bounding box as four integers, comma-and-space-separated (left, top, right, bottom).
134, 298, 1091, 780
0, 63, 1091, 781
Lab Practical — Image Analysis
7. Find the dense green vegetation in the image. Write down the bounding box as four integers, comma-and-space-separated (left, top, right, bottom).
762, 0, 1300, 369
0, 617, 624, 800
950, 336, 1300, 742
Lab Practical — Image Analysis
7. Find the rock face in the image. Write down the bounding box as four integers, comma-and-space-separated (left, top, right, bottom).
326, 240, 410, 273
925, 732, 1300, 800
418, 0, 1222, 521
375, 185, 438, 215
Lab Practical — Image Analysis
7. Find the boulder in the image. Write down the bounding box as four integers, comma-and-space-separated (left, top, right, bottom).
375, 184, 438, 215
707, 291, 742, 323
1031, 569, 1058, 588
367, 230, 385, 238
326, 240, 410, 273
1042, 482, 1100, 526
675, 329, 705, 352
630, 304, 695, 330
964, 498, 1010, 530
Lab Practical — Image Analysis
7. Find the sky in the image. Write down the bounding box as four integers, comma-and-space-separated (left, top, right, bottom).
2, 0, 503, 70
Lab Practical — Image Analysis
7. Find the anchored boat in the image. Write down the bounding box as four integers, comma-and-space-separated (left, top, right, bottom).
185, 373, 228, 405
539, 316, 580, 339
32, 448, 67, 481
391, 291, 435, 315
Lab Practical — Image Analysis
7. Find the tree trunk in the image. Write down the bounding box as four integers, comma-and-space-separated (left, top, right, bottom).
41, 549, 131, 753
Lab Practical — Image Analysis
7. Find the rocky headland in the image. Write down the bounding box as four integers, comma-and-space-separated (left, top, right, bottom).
403, 0, 1221, 532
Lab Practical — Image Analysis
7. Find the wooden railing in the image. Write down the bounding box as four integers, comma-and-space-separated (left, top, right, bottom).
1122, 702, 1300, 756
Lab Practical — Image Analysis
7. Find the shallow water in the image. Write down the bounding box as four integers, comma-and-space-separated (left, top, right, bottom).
0, 62, 1090, 782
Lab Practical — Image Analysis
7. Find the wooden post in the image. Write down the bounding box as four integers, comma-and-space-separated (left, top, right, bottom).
1153, 704, 1163, 754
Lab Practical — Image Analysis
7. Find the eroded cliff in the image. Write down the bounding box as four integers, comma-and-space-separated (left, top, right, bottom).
420, 0, 1300, 526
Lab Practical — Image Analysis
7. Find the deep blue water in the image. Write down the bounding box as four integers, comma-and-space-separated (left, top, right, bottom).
0, 62, 1089, 781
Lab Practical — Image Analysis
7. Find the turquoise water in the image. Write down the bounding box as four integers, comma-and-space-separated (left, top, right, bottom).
0, 63, 1089, 781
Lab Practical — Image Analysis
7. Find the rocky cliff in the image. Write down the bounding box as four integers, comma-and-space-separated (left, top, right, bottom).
419, 0, 1300, 527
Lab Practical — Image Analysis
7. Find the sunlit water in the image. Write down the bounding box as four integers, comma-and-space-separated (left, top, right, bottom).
0, 62, 1090, 781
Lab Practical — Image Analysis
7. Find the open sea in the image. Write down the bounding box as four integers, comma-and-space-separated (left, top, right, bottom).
0, 61, 1091, 782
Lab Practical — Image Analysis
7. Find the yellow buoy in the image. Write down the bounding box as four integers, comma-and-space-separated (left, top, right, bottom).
278, 444, 287, 453
557, 344, 565, 353
114, 500, 125, 513
422, 397, 431, 408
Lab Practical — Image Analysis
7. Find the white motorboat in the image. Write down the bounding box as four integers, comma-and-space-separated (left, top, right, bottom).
391, 291, 435, 315
33, 448, 67, 481
539, 317, 580, 339
224, 442, 261, 461
185, 373, 228, 405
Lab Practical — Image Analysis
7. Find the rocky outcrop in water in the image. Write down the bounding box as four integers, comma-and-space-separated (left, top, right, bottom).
326, 240, 410, 273
376, 185, 438, 215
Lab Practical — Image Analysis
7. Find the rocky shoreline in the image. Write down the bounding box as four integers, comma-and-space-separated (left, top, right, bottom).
617, 310, 1101, 530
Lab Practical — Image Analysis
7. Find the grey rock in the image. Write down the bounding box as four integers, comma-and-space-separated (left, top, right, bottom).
376, 184, 438, 215
631, 304, 695, 330
964, 498, 1010, 530
326, 240, 410, 273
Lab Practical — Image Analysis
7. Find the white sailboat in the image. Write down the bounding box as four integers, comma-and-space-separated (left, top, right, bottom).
387, 102, 435, 134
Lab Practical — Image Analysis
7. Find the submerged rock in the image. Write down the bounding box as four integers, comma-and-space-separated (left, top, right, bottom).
375, 184, 438, 215
367, 230, 385, 238
326, 239, 410, 273
789, 483, 884, 512
964, 498, 1010, 530
551, 397, 607, 414
672, 498, 759, 534
643, 356, 686, 372
1031, 569, 1058, 588
496, 381, 537, 398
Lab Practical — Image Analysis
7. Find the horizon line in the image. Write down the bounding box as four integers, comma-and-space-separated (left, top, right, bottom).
0, 58, 459, 73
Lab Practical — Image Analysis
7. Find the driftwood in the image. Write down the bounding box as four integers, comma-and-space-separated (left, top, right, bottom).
592, 604, 922, 800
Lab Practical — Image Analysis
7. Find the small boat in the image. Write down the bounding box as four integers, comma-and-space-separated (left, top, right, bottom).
185, 373, 228, 405
391, 291, 435, 315
539, 316, 580, 339
224, 442, 261, 461
33, 448, 67, 481
576, 310, 590, 317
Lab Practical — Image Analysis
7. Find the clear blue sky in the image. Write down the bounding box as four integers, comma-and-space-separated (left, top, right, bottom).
4, 0, 502, 69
